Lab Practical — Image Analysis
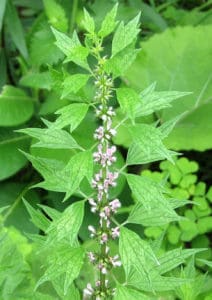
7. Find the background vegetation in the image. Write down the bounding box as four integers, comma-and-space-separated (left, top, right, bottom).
0, 0, 211, 299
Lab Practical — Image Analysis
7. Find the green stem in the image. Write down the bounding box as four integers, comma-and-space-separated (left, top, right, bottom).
2, 184, 31, 223
100, 103, 108, 295
70, 0, 78, 34
194, 0, 212, 11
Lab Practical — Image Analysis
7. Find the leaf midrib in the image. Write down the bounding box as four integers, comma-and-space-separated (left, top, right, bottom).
0, 135, 30, 146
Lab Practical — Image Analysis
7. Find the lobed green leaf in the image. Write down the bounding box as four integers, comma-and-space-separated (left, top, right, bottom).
46, 200, 84, 245
105, 42, 139, 78
23, 150, 93, 199
51, 28, 90, 70
127, 201, 181, 227
36, 244, 85, 295
114, 284, 150, 300
126, 124, 177, 165
55, 103, 89, 132
136, 84, 191, 117
98, 4, 118, 38
112, 13, 140, 57
82, 9, 95, 33
62, 74, 90, 98
18, 127, 80, 150
116, 88, 140, 121
23, 200, 50, 232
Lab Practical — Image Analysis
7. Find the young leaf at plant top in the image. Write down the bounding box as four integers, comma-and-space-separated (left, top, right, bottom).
98, 3, 118, 38
82, 8, 95, 34
51, 28, 90, 70
112, 13, 140, 57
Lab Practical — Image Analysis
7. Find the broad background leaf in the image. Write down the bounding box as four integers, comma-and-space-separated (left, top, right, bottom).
43, 0, 68, 32
0, 0, 6, 31
126, 26, 212, 150
0, 86, 34, 126
0, 129, 30, 180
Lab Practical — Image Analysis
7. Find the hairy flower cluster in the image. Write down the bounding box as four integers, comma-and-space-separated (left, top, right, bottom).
84, 62, 121, 299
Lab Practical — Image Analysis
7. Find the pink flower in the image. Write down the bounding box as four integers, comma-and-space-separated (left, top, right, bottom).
106, 171, 119, 187
94, 126, 104, 140
101, 266, 107, 274
110, 255, 122, 267
88, 251, 96, 263
111, 227, 120, 239
100, 232, 108, 244
83, 283, 94, 298
97, 190, 103, 202
109, 128, 117, 136
88, 198, 97, 213
109, 199, 121, 213
98, 262, 107, 274
88, 225, 96, 238
99, 206, 110, 219
107, 106, 115, 116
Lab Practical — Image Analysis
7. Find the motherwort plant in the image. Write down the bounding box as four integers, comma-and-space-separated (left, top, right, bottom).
19, 5, 206, 300
85, 58, 121, 298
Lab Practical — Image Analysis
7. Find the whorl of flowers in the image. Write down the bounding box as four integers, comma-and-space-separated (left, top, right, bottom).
83, 56, 121, 299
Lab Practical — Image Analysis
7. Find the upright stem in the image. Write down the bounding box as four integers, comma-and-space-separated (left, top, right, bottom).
100, 109, 108, 294
84, 42, 121, 299
70, 0, 78, 34
2, 184, 30, 223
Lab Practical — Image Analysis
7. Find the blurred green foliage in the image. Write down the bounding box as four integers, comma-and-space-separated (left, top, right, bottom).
142, 157, 212, 265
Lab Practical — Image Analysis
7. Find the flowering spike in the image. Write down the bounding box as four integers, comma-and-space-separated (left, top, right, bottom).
86, 36, 121, 299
